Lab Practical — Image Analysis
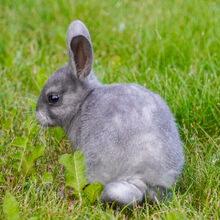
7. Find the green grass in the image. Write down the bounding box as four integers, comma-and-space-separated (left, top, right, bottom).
0, 0, 219, 219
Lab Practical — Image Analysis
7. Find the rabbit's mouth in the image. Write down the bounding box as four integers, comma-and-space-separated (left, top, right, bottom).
35, 110, 56, 127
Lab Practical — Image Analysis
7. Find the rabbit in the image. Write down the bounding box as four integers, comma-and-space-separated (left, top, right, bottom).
36, 20, 184, 206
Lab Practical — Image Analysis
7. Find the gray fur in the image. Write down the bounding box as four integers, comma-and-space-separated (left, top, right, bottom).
36, 20, 184, 206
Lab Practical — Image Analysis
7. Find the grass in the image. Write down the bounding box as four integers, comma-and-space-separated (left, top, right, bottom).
0, 0, 219, 219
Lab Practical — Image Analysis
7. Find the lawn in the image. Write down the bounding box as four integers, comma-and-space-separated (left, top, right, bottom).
0, 0, 219, 219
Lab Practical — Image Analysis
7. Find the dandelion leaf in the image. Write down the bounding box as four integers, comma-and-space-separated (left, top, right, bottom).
3, 193, 20, 220
84, 182, 103, 204
59, 151, 88, 199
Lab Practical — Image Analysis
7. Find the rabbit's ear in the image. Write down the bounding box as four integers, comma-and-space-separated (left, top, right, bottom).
66, 20, 93, 79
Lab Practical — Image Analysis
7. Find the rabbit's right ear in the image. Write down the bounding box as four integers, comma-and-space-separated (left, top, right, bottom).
66, 20, 93, 79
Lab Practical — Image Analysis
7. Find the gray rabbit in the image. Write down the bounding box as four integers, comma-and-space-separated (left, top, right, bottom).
36, 20, 184, 206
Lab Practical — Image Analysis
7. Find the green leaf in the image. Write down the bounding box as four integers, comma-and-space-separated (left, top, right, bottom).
23, 118, 38, 135
84, 182, 103, 204
2, 119, 12, 131
59, 154, 74, 172
12, 137, 28, 148
59, 151, 88, 200
26, 145, 34, 151
10, 151, 23, 160
22, 145, 44, 175
42, 172, 53, 184
11, 162, 19, 169
53, 127, 64, 142
3, 193, 20, 220
31, 145, 44, 160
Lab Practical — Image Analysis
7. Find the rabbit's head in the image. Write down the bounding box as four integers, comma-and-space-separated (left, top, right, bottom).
36, 20, 98, 128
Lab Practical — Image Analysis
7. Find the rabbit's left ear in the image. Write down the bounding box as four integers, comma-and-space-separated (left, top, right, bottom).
66, 20, 93, 79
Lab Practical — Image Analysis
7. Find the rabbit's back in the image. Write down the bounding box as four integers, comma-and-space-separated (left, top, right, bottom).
68, 83, 183, 188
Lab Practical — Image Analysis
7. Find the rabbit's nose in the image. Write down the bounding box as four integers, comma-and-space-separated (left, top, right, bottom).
35, 110, 42, 124
35, 110, 48, 127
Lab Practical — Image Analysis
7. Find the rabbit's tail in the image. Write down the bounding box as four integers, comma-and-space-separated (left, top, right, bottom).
100, 179, 147, 207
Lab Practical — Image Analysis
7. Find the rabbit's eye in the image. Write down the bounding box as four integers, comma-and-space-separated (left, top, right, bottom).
48, 94, 59, 104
